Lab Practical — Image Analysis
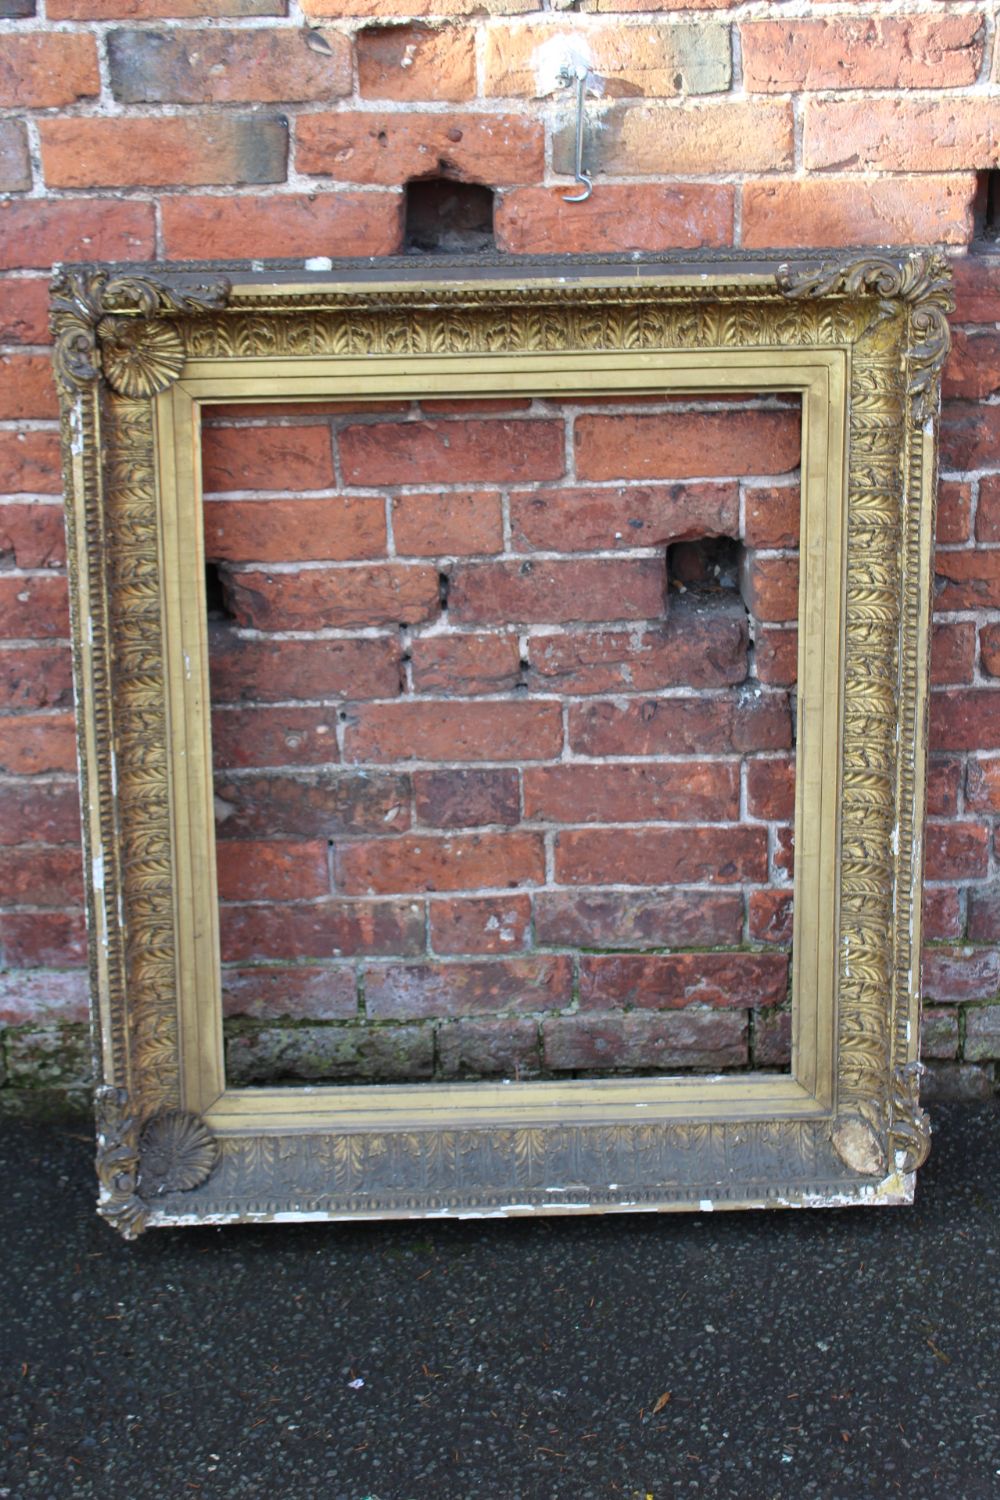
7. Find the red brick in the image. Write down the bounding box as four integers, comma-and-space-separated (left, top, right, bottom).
527, 608, 749, 693
337, 831, 544, 895
50, 0, 284, 14
555, 826, 767, 886
969, 887, 1000, 944
542, 1011, 747, 1072
923, 947, 1000, 1003
409, 633, 521, 695
204, 497, 384, 563
742, 553, 799, 623
952, 256, 1000, 324
365, 956, 572, 1019
297, 111, 543, 186
220, 899, 424, 964
748, 889, 793, 946
982, 625, 1000, 678
0, 34, 99, 107
212, 706, 340, 770
926, 756, 963, 818
569, 694, 791, 756
345, 700, 562, 763
806, 98, 1000, 173
0, 971, 90, 1028
0, 646, 73, 710
930, 622, 975, 686
224, 564, 440, 631
413, 769, 519, 828
743, 177, 976, 250
534, 888, 742, 949
496, 185, 734, 255
743, 486, 800, 549
976, 476, 1000, 543
0, 352, 57, 420
392, 491, 503, 557
923, 888, 962, 943
0, 713, 76, 775
0, 577, 69, 640
773, 827, 794, 880
925, 822, 989, 881
209, 632, 400, 704
357, 22, 476, 102
0, 911, 87, 967
340, 418, 564, 486
430, 894, 531, 954
754, 1008, 791, 1067
554, 100, 792, 176
40, 115, 287, 189
202, 424, 333, 494
931, 689, 1000, 752
523, 761, 739, 824
216, 839, 329, 903
754, 628, 797, 687
484, 19, 730, 97
0, 280, 50, 345
437, 1016, 540, 1079
575, 411, 800, 481
0, 846, 83, 906
107, 27, 351, 104
941, 401, 1000, 470
937, 482, 971, 545
163, 192, 403, 260
420, 398, 532, 415
746, 756, 795, 822
221, 964, 358, 1022
0, 199, 155, 271
934, 550, 1000, 611
943, 330, 1000, 401
0, 122, 30, 193
449, 558, 666, 626
510, 482, 738, 552
214, 770, 411, 839
0, 432, 62, 494
967, 756, 1000, 812
579, 952, 787, 1010
742, 16, 983, 92
0, 505, 65, 570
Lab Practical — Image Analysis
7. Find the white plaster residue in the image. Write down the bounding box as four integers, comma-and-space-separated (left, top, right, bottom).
531, 33, 599, 100
92, 850, 105, 892
699, 1199, 715, 1212
70, 404, 84, 458
305, 257, 333, 272
184, 651, 192, 680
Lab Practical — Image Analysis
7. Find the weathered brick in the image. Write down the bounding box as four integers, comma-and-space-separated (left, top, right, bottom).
223, 564, 440, 631
964, 1006, 1000, 1062
0, 782, 79, 846
923, 888, 962, 943
923, 947, 1000, 1003
205, 497, 384, 563
345, 701, 562, 763
579, 952, 786, 1010
484, 20, 730, 97
303, 0, 534, 17
0, 200, 155, 271
0, 577, 69, 640
365, 956, 573, 1019
0, 355, 58, 422
449, 558, 666, 626
430, 894, 531, 954
742, 553, 799, 623
982, 625, 1000, 679
952, 255, 1000, 324
930, 622, 975, 686
5, 1025, 91, 1092
0, 506, 65, 571
214, 770, 411, 839
569, 693, 791, 756
748, 889, 793, 946
553, 99, 793, 176
0, 33, 99, 107
163, 192, 403, 259
941, 402, 1000, 470
523, 761, 739, 824
0, 121, 30, 193
936, 482, 971, 545
931, 689, 1000, 751
534, 888, 742, 948
108, 27, 350, 104
0, 912, 86, 967
357, 23, 476, 102
575, 411, 800, 481
917, 1062, 996, 1104
527, 608, 749, 694
977, 476, 1000, 543
969, 885, 1000, 944
925, 822, 989, 881
743, 177, 976, 250
555, 826, 768, 886
221, 964, 357, 1021
50, 0, 283, 14
202, 423, 333, 493
754, 1008, 791, 1067
40, 115, 288, 189
743, 486, 800, 550
0, 280, 49, 345
297, 111, 543, 185
337, 831, 544, 894
209, 631, 400, 704
226, 1022, 434, 1085
392, 491, 503, 556
409, 633, 521, 695
943, 330, 1000, 402
212, 707, 340, 770
926, 756, 963, 818
0, 971, 89, 1028
746, 756, 795, 822
0, 647, 73, 711
413, 768, 520, 828
742, 16, 984, 92
341, 418, 564, 486
0, 432, 63, 494
219, 899, 424, 963
0, 846, 83, 906
934, 550, 1000, 611
496, 184, 734, 254
805, 98, 1000, 173
510, 482, 738, 552
920, 1007, 960, 1061
967, 757, 1000, 812
753, 628, 797, 688
773, 827, 794, 881
216, 839, 329, 902
437, 1016, 540, 1078
0, 713, 76, 775
542, 1010, 747, 1071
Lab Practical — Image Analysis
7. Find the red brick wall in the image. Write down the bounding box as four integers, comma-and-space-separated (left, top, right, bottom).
0, 0, 998, 1105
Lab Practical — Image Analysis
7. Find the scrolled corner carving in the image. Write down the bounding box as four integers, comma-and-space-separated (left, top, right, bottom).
51, 269, 231, 398
95, 1087, 219, 1237
95, 1085, 148, 1239
138, 1109, 219, 1197
888, 1061, 931, 1173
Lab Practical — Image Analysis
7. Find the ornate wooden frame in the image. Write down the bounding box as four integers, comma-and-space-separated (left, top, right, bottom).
51, 251, 951, 1236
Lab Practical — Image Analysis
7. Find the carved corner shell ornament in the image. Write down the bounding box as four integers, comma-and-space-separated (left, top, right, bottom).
96, 1087, 218, 1239
51, 270, 231, 397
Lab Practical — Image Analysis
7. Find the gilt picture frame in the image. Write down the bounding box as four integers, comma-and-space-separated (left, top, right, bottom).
51, 250, 951, 1236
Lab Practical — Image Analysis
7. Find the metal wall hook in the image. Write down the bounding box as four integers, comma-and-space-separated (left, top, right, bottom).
562, 65, 592, 204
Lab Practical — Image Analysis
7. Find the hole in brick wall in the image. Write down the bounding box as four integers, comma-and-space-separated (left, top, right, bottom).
404, 178, 495, 254
204, 562, 233, 622
666, 536, 743, 601
974, 170, 1000, 240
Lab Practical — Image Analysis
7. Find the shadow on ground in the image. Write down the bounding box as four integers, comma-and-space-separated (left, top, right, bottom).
1, 1102, 998, 1499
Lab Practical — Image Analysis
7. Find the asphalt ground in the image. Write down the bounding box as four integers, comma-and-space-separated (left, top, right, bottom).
1, 1101, 999, 1500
